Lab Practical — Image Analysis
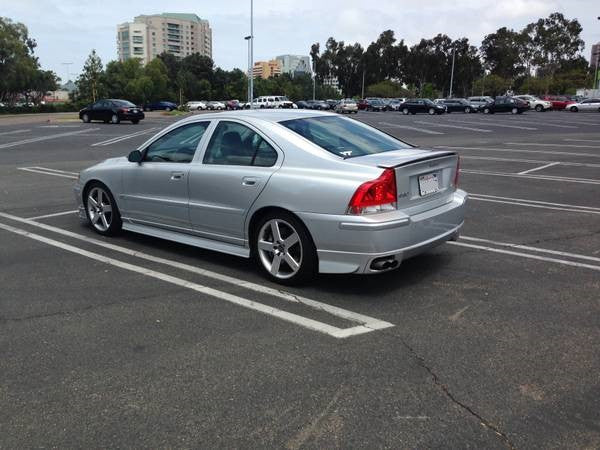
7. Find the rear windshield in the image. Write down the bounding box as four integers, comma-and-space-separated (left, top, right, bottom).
114, 100, 137, 107
280, 116, 411, 158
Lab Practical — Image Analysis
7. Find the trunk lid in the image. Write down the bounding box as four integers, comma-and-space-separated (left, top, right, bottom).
351, 149, 459, 212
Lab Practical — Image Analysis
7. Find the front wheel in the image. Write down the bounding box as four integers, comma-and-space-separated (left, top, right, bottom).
84, 183, 122, 236
483, 108, 491, 114
253, 212, 317, 285
402, 108, 409, 115
570, 106, 578, 112
82, 113, 90, 123
111, 114, 120, 124
511, 107, 518, 114
428, 108, 435, 115
464, 107, 471, 113
535, 105, 543, 112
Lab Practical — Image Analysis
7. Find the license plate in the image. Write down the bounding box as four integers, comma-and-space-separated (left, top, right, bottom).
132, 109, 138, 113
418, 172, 440, 196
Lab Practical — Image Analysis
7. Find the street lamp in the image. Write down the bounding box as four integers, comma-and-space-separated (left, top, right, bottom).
449, 46, 456, 98
249, 0, 254, 108
244, 36, 251, 103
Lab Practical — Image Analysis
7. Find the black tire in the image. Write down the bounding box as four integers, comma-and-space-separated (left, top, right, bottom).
83, 181, 122, 236
110, 114, 120, 124
570, 106, 578, 112
511, 107, 518, 114
131, 119, 140, 124
535, 105, 543, 112
251, 210, 317, 285
465, 107, 471, 113
483, 107, 491, 114
428, 108, 435, 115
82, 113, 90, 123
165, 107, 172, 112
402, 108, 409, 115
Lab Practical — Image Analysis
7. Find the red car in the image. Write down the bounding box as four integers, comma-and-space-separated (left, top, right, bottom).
540, 95, 575, 110
357, 99, 369, 110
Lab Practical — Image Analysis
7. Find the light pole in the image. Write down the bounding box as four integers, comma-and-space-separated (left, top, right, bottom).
312, 58, 316, 101
595, 17, 600, 90
449, 47, 456, 98
244, 36, 251, 103
61, 62, 73, 85
361, 69, 365, 99
249, 0, 254, 108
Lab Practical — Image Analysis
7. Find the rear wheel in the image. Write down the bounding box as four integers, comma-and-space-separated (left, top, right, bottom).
428, 108, 435, 115
111, 114, 120, 124
402, 108, 409, 115
253, 212, 317, 285
511, 107, 518, 114
464, 107, 471, 113
165, 107, 172, 112
570, 106, 578, 112
483, 107, 491, 114
84, 183, 122, 236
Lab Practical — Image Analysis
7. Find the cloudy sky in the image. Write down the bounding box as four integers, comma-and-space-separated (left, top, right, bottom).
1, 0, 598, 82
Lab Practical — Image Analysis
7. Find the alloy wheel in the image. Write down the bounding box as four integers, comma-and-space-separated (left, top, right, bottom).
82, 114, 90, 123
87, 187, 113, 232
111, 114, 119, 124
257, 219, 303, 280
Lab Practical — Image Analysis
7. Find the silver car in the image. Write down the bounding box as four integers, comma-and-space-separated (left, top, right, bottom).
568, 98, 600, 112
74, 110, 467, 284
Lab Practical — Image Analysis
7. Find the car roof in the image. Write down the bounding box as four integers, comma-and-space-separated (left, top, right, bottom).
178, 109, 335, 125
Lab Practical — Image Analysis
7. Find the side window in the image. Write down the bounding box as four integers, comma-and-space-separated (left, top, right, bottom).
93, 101, 105, 110
203, 121, 278, 167
144, 122, 209, 163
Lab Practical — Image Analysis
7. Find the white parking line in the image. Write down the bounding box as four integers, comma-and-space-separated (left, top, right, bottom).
460, 236, 600, 264
413, 121, 492, 133
460, 169, 600, 185
564, 139, 600, 143
0, 128, 99, 149
477, 117, 577, 129
28, 210, 78, 220
0, 129, 30, 136
378, 122, 444, 135
447, 119, 537, 130
462, 155, 600, 168
26, 166, 79, 175
504, 142, 600, 149
0, 211, 394, 338
449, 241, 600, 272
469, 194, 600, 215
435, 145, 600, 159
518, 162, 560, 174
91, 127, 159, 146
17, 167, 78, 179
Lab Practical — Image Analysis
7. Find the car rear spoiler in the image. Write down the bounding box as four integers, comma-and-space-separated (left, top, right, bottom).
377, 151, 457, 169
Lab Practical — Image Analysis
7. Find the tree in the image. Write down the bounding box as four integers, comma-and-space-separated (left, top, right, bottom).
76, 50, 104, 103
365, 80, 409, 98
480, 27, 526, 80
472, 74, 511, 97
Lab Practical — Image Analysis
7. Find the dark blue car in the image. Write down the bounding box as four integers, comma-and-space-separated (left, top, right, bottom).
143, 101, 177, 112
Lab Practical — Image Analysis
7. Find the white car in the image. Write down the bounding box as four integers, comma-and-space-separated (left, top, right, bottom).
568, 98, 600, 112
186, 101, 207, 111
514, 95, 552, 112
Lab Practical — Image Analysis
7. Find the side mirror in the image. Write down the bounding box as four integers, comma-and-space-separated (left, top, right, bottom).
128, 150, 143, 163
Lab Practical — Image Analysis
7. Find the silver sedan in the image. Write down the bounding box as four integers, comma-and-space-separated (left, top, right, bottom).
74, 110, 467, 284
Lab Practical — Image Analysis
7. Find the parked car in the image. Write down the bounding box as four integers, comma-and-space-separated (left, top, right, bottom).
399, 99, 446, 115
467, 96, 494, 108
143, 101, 177, 112
540, 95, 575, 110
186, 100, 207, 111
325, 99, 339, 109
514, 95, 552, 112
567, 98, 600, 112
226, 100, 242, 110
308, 100, 330, 110
79, 99, 144, 124
295, 100, 310, 109
357, 99, 369, 110
274, 96, 295, 109
207, 101, 226, 110
365, 99, 387, 112
479, 96, 528, 114
335, 99, 358, 114
440, 98, 476, 113
74, 110, 466, 284
386, 99, 403, 111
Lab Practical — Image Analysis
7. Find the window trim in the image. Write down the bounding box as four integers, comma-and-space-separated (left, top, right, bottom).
139, 120, 212, 164
199, 118, 282, 168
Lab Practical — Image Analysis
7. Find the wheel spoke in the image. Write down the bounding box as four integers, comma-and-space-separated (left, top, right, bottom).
258, 240, 274, 252
283, 232, 299, 248
96, 190, 103, 206
283, 253, 300, 272
91, 212, 100, 224
102, 204, 112, 214
270, 254, 282, 275
88, 196, 98, 208
100, 214, 109, 229
270, 220, 282, 242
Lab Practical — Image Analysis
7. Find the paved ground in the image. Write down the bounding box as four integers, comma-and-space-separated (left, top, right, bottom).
1, 109, 599, 449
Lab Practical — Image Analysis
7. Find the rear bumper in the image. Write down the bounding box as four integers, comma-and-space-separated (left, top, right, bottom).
297, 190, 467, 274
120, 112, 145, 120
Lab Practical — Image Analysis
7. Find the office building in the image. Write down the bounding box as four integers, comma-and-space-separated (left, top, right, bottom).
117, 13, 212, 65
253, 60, 282, 79
275, 54, 312, 76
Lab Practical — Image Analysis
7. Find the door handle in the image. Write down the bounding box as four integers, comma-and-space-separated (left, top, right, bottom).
170, 172, 184, 180
242, 176, 259, 186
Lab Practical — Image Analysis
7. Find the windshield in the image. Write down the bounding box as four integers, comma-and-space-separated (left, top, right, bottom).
280, 116, 411, 158
114, 100, 137, 107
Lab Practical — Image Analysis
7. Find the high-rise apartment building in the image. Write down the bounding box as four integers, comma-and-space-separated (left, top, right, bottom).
252, 60, 282, 79
275, 54, 312, 76
117, 13, 212, 65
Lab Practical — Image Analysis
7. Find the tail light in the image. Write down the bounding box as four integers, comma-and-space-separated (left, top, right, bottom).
453, 156, 460, 188
347, 168, 397, 215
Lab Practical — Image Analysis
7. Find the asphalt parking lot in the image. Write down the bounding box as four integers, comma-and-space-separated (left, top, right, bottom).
1, 109, 599, 448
